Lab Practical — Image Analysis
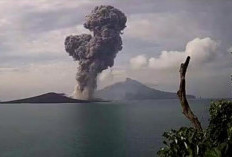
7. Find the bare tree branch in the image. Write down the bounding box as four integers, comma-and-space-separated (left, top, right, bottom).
177, 56, 203, 131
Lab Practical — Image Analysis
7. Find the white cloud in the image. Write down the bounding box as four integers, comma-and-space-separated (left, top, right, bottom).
148, 51, 184, 70
148, 38, 219, 70
130, 54, 148, 69
98, 68, 126, 82
97, 68, 127, 90
185, 38, 218, 63
98, 69, 114, 81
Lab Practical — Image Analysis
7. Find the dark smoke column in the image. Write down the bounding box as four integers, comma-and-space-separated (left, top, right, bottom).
64, 5, 127, 100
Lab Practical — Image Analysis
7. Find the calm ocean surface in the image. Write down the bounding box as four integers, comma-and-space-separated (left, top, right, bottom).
0, 99, 211, 157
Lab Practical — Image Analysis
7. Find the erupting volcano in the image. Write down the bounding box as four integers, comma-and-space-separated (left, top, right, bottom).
64, 5, 127, 100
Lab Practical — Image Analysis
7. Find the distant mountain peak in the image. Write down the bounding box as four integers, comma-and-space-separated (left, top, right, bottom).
124, 77, 144, 85
96, 78, 195, 100
125, 77, 139, 82
125, 77, 133, 81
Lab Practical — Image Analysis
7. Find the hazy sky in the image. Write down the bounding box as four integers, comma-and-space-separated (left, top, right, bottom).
0, 0, 231, 100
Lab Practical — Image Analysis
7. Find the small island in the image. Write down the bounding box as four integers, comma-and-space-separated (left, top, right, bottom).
0, 93, 90, 104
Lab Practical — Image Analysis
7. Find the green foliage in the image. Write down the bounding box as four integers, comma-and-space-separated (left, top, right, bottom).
157, 127, 206, 157
157, 100, 232, 157
208, 100, 232, 145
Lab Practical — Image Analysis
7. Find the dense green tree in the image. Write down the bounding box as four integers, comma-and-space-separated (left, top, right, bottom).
157, 100, 232, 157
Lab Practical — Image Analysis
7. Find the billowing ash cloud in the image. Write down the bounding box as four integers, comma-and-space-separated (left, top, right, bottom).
64, 5, 127, 100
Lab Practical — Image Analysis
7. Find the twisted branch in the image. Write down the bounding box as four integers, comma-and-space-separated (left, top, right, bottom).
177, 56, 203, 131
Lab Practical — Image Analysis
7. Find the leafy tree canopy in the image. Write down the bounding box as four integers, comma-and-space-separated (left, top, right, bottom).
158, 100, 232, 157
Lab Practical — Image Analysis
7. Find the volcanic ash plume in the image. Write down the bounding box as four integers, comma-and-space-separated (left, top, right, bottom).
64, 5, 127, 100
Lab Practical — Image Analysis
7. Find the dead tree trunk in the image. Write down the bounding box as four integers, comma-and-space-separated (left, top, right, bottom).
177, 56, 203, 131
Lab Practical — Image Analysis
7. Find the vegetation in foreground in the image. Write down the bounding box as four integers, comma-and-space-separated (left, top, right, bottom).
158, 100, 232, 157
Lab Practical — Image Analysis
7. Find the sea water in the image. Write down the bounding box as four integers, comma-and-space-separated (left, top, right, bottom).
0, 99, 211, 157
